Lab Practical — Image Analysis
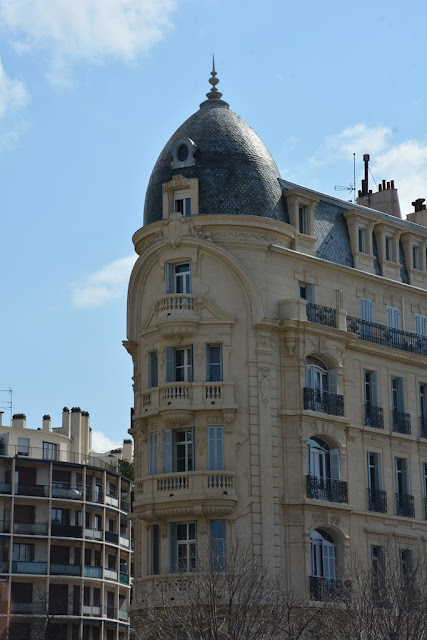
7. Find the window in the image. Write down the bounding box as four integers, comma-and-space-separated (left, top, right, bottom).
174, 190, 191, 216
400, 549, 413, 578
43, 442, 57, 460
395, 458, 409, 497
387, 305, 400, 330
311, 529, 336, 579
211, 521, 226, 572
364, 370, 378, 408
307, 437, 344, 502
206, 345, 222, 382
166, 346, 193, 383
208, 426, 224, 471
391, 377, 408, 434
360, 298, 373, 322
12, 543, 34, 562
166, 262, 191, 294
299, 282, 314, 302
413, 244, 420, 269
305, 357, 342, 416
17, 438, 29, 456
371, 545, 385, 595
51, 508, 69, 526
298, 205, 308, 234
151, 525, 160, 575
148, 352, 158, 388
385, 236, 393, 261
358, 227, 366, 253
149, 432, 158, 475
364, 370, 382, 428
163, 428, 194, 473
415, 313, 427, 336
367, 452, 386, 512
421, 385, 427, 437
305, 357, 330, 392
170, 522, 196, 572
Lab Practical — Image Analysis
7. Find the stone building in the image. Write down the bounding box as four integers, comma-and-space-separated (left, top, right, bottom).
126, 66, 427, 614
0, 408, 133, 640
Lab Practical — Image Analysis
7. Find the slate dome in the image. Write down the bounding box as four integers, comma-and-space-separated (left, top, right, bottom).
143, 66, 287, 226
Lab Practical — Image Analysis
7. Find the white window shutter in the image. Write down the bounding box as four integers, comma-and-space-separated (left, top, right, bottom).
327, 369, 338, 394
149, 432, 158, 475
208, 426, 224, 471
415, 313, 427, 336
387, 305, 400, 329
371, 371, 378, 406
360, 298, 373, 322
374, 454, 382, 490
322, 541, 336, 579
166, 264, 174, 294
166, 348, 174, 383
329, 449, 340, 480
306, 284, 315, 304
163, 429, 172, 473
397, 378, 405, 412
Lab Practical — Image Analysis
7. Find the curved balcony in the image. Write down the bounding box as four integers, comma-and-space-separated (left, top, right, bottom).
134, 471, 237, 522
155, 295, 199, 338
141, 382, 236, 417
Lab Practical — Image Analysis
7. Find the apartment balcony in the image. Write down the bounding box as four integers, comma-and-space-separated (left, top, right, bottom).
12, 561, 47, 574
391, 409, 411, 435
119, 534, 130, 548
13, 522, 48, 535
303, 388, 344, 417
367, 488, 387, 513
306, 303, 336, 328
141, 381, 236, 417
105, 606, 117, 619
306, 475, 348, 504
50, 563, 81, 576
85, 489, 104, 503
396, 493, 415, 518
347, 316, 427, 356
155, 294, 199, 338
52, 485, 83, 500
118, 609, 129, 621
15, 483, 48, 497
51, 524, 83, 538
135, 471, 237, 521
84, 565, 102, 578
0, 482, 11, 494
364, 404, 384, 429
105, 568, 118, 581
105, 493, 119, 508
120, 572, 129, 585
82, 604, 102, 617
121, 498, 130, 511
310, 576, 349, 602
85, 528, 103, 540
11, 602, 44, 614
3, 445, 117, 473
105, 531, 119, 545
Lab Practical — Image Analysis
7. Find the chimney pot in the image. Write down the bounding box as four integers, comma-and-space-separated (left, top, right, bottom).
391, 180, 395, 189
382, 179, 386, 189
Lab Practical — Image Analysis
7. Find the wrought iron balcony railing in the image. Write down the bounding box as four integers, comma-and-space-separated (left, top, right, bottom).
307, 303, 336, 328
347, 316, 427, 356
304, 388, 344, 417
391, 409, 411, 434
396, 493, 415, 518
368, 488, 387, 513
364, 404, 384, 429
310, 576, 349, 601
306, 475, 348, 503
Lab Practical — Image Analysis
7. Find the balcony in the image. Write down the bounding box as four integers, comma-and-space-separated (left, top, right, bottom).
119, 535, 130, 548
303, 388, 344, 417
307, 303, 336, 328
11, 602, 44, 614
105, 568, 118, 581
16, 484, 48, 497
82, 604, 102, 617
105, 606, 117, 619
155, 295, 199, 338
50, 563, 81, 576
52, 485, 83, 500
105, 531, 119, 545
118, 609, 129, 621
3, 445, 117, 472
0, 482, 11, 494
12, 561, 47, 574
120, 572, 129, 585
85, 489, 104, 503
306, 475, 348, 504
396, 493, 415, 518
347, 316, 427, 356
120, 499, 129, 512
13, 522, 48, 535
368, 488, 387, 513
135, 471, 237, 521
310, 576, 348, 601
364, 404, 384, 429
85, 565, 102, 578
391, 410, 411, 435
141, 382, 236, 416
85, 528, 103, 540
51, 524, 82, 538
105, 493, 119, 508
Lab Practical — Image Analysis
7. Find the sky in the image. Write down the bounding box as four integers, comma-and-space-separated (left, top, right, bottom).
0, 0, 426, 451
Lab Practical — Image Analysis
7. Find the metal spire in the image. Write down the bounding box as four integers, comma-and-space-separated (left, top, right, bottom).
206, 54, 223, 100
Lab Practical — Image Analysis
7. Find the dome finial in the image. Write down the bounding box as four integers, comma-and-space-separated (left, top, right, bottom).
206, 54, 223, 100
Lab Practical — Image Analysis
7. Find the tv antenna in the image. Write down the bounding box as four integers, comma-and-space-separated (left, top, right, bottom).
334, 153, 356, 203
0, 388, 13, 424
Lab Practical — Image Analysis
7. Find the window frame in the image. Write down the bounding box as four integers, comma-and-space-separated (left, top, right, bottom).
206, 344, 223, 382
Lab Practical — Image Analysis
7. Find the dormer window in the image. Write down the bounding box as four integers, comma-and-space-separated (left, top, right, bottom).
385, 236, 393, 261
174, 189, 191, 217
170, 138, 197, 169
358, 227, 367, 253
413, 244, 420, 270
162, 176, 199, 219
299, 206, 308, 234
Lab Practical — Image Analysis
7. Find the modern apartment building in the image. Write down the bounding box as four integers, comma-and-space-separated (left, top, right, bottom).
126, 66, 427, 622
0, 408, 133, 640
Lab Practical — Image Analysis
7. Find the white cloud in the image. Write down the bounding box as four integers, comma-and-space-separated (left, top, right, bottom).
70, 254, 137, 308
91, 429, 122, 453
0, 57, 29, 119
0, 0, 178, 81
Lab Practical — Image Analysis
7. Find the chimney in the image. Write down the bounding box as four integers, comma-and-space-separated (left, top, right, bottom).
122, 439, 133, 463
0, 412, 3, 427
81, 411, 90, 456
356, 154, 401, 218
406, 198, 427, 226
62, 407, 70, 436
70, 407, 82, 452
42, 415, 51, 432
12, 413, 26, 429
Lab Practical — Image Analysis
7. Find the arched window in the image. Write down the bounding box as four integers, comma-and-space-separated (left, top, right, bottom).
305, 356, 329, 392
307, 438, 347, 503
311, 529, 336, 579
304, 357, 343, 416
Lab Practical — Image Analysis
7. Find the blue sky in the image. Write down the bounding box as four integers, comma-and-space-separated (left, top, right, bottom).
0, 0, 426, 450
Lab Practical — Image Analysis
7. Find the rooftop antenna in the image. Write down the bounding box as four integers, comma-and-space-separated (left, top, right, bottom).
0, 388, 13, 424
334, 153, 356, 203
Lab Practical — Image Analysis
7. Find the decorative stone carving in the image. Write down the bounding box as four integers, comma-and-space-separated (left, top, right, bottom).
158, 348, 166, 371
196, 426, 206, 454
286, 511, 303, 525
258, 367, 270, 405
194, 344, 205, 366
160, 410, 194, 427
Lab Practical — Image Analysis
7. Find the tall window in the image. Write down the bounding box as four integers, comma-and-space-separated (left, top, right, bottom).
170, 522, 196, 572
311, 529, 336, 579
364, 370, 382, 427
413, 244, 420, 269
305, 357, 329, 392
148, 432, 158, 475
166, 346, 193, 383
415, 313, 427, 336
211, 521, 226, 572
395, 458, 409, 497
421, 384, 427, 437
367, 452, 386, 512
308, 438, 340, 482
298, 205, 308, 234
400, 549, 413, 579
371, 545, 385, 595
43, 442, 57, 461
17, 438, 29, 456
206, 345, 222, 382
148, 352, 158, 388
12, 543, 34, 562
166, 262, 191, 294
163, 428, 194, 473
151, 525, 160, 575
208, 426, 224, 471
358, 227, 366, 253
174, 190, 191, 216
360, 298, 373, 322
385, 236, 393, 261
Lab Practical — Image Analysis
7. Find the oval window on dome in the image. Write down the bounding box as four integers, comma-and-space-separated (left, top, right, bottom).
177, 144, 189, 162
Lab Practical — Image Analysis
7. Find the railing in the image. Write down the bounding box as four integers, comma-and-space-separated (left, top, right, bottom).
52, 486, 83, 500
85, 489, 103, 503
391, 409, 411, 434
85, 528, 103, 540
156, 472, 235, 494
105, 494, 119, 508
157, 475, 189, 491
14, 522, 48, 535
306, 475, 348, 503
12, 561, 47, 574
307, 303, 336, 328
310, 576, 349, 601
51, 524, 82, 538
142, 393, 152, 407
120, 572, 129, 584
420, 417, 427, 438
368, 488, 387, 513
105, 606, 117, 619
50, 563, 81, 576
119, 535, 130, 548
304, 388, 344, 417
16, 483, 48, 497
365, 404, 384, 429
0, 482, 11, 494
85, 565, 102, 578
347, 316, 427, 356
11, 602, 44, 614
105, 531, 119, 545
82, 604, 102, 617
158, 294, 195, 312
121, 499, 129, 511
3, 445, 117, 472
396, 493, 415, 518
118, 609, 129, 621
203, 383, 222, 401
207, 474, 234, 490
104, 568, 118, 581
161, 384, 191, 402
